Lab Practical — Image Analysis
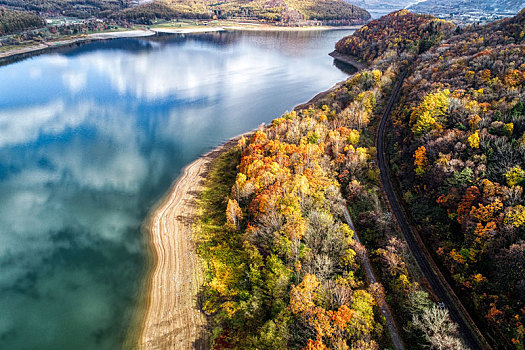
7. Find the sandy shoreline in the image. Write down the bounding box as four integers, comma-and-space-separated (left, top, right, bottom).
138, 136, 247, 349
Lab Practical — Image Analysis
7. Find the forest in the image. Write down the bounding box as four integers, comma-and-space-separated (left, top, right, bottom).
197, 105, 385, 349
0, 6, 45, 35
335, 10, 454, 65
0, 0, 123, 18
387, 8, 525, 348
111, 2, 210, 23
204, 0, 370, 23
0, 0, 370, 25
114, 0, 370, 24
196, 10, 471, 349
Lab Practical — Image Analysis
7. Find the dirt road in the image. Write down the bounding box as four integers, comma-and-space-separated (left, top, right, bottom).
342, 207, 405, 350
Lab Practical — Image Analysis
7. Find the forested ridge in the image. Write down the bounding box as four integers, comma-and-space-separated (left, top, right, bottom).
0, 0, 369, 50
196, 10, 471, 349
335, 10, 454, 65
0, 6, 45, 35
0, 0, 370, 25
113, 0, 370, 24
197, 105, 384, 349
0, 0, 123, 18
111, 1, 210, 22
387, 8, 525, 348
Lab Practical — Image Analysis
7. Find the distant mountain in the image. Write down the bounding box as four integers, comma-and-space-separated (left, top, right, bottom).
344, 0, 424, 18
409, 0, 525, 21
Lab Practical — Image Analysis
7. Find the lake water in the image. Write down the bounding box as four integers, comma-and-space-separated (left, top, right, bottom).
0, 29, 355, 349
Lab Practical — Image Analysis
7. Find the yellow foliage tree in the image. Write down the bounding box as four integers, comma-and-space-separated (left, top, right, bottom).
470, 199, 503, 223
506, 166, 525, 187
468, 131, 480, 148
347, 129, 360, 146
372, 69, 382, 84
449, 249, 466, 264
504, 122, 514, 137
469, 114, 481, 130
290, 274, 319, 315
413, 146, 428, 175
411, 89, 450, 136
473, 221, 496, 245
238, 136, 247, 151
347, 290, 376, 338
505, 205, 525, 228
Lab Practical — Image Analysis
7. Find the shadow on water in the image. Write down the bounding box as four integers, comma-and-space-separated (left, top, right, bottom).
60, 30, 349, 59
59, 31, 269, 58
333, 59, 358, 75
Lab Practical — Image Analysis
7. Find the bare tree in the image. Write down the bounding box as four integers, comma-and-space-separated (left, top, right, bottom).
412, 305, 467, 350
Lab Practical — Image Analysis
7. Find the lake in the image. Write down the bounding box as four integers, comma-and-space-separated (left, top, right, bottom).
0, 29, 355, 349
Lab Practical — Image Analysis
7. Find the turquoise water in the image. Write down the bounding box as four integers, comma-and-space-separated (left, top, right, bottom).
0, 29, 355, 349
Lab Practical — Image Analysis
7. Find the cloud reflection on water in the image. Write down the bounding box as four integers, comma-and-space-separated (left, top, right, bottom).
0, 29, 354, 349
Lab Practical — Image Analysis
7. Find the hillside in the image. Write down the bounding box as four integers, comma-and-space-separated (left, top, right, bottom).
387, 8, 525, 347
194, 9, 474, 350
0, 0, 123, 18
116, 0, 371, 24
333, 8, 525, 348
0, 6, 45, 35
335, 10, 455, 65
112, 1, 210, 22
0, 0, 370, 25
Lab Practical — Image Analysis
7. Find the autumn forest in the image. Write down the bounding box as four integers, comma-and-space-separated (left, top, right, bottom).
1, 0, 523, 348
195, 9, 525, 350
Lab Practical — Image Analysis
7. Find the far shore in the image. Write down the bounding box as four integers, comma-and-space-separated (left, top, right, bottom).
0, 23, 361, 66
0, 29, 153, 66
153, 23, 362, 34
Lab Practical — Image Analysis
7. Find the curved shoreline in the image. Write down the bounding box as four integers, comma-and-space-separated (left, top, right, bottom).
0, 30, 157, 67
137, 136, 247, 349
